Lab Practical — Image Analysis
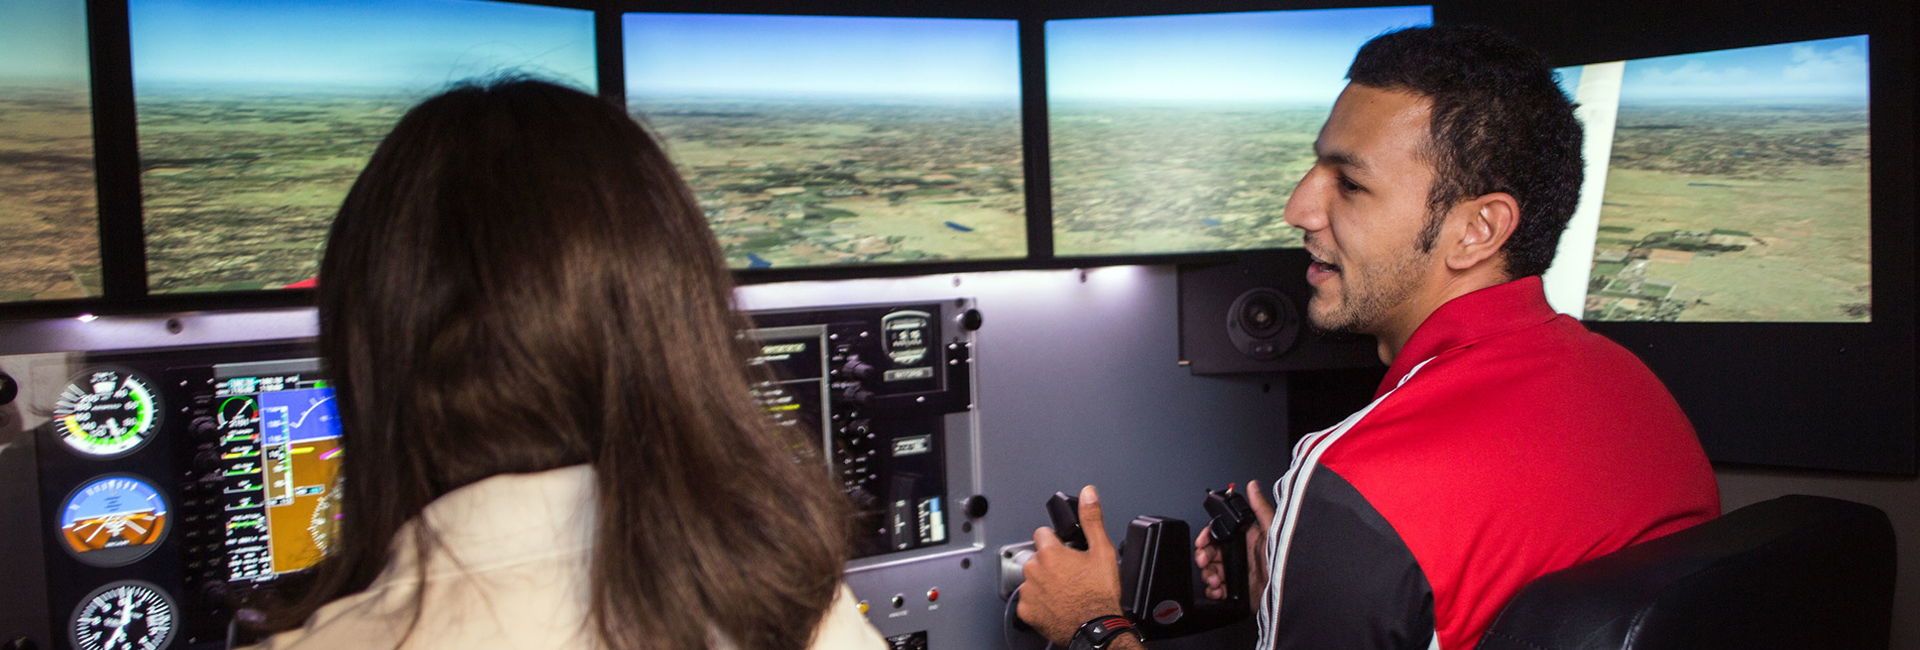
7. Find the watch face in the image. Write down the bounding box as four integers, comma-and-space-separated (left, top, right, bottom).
52, 368, 163, 459
69, 580, 177, 650
58, 475, 170, 567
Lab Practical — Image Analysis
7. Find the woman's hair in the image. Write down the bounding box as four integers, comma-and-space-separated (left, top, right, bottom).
272, 77, 850, 650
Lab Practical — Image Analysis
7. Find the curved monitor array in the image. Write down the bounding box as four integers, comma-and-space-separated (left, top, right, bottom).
0, 0, 1882, 327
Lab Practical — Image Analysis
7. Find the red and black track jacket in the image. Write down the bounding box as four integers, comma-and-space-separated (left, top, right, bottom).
1257, 277, 1720, 650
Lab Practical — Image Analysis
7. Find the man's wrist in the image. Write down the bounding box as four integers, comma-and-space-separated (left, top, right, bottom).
1067, 614, 1144, 650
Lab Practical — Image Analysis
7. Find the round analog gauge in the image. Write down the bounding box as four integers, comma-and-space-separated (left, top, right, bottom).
308, 475, 343, 557
69, 580, 177, 650
52, 368, 163, 458
58, 475, 170, 567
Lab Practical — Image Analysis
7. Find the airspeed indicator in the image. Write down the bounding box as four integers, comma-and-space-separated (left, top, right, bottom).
52, 368, 163, 458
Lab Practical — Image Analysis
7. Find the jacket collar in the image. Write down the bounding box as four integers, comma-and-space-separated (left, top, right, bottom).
371, 464, 598, 587
1376, 276, 1561, 398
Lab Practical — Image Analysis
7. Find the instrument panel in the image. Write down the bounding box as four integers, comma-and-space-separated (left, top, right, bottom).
4, 299, 982, 649
28, 344, 337, 649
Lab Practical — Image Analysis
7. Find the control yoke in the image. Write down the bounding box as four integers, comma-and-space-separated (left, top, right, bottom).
1037, 488, 1256, 639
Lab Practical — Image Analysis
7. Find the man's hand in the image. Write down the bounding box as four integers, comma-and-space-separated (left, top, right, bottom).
1194, 480, 1277, 606
1017, 485, 1126, 646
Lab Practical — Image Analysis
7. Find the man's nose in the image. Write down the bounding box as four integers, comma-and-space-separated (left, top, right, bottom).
1282, 170, 1327, 231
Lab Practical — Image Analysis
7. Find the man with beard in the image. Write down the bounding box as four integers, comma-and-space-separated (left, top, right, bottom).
1018, 26, 1719, 650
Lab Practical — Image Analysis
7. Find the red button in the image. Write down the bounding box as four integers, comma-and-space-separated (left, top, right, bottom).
926, 588, 939, 602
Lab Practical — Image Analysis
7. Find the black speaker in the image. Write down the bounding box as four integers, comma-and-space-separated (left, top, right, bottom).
1177, 249, 1382, 375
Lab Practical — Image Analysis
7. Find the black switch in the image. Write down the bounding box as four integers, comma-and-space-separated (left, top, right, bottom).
0, 371, 16, 406
963, 495, 989, 519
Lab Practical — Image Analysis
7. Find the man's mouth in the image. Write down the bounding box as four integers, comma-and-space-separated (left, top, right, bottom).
1307, 251, 1341, 278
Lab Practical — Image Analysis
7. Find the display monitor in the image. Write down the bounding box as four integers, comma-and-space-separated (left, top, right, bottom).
624, 14, 1026, 269
130, 0, 596, 294
0, 0, 100, 302
207, 359, 341, 581
1046, 6, 1433, 256
1543, 36, 1871, 322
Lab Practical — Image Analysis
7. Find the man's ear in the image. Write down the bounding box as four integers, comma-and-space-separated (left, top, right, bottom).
1444, 192, 1519, 272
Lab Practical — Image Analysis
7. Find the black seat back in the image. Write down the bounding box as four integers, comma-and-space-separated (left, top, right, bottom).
1476, 495, 1895, 650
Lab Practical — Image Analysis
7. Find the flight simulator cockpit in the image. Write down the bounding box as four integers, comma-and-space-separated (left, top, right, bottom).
0, 0, 1911, 649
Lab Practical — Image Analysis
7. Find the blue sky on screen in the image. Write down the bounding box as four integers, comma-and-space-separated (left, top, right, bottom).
0, 0, 89, 82
624, 14, 1020, 101
1619, 35, 1868, 104
1555, 65, 1583, 100
1046, 6, 1432, 105
129, 0, 595, 91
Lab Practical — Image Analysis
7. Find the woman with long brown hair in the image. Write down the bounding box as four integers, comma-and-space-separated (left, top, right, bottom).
249, 78, 882, 650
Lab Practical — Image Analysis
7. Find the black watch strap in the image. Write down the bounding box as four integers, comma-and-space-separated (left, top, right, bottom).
1068, 615, 1142, 650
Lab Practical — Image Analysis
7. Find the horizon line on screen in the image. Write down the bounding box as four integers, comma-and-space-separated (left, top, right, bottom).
128, 0, 597, 92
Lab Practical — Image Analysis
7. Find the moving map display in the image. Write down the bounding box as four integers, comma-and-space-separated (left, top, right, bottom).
1046, 6, 1432, 256
130, 0, 596, 294
0, 0, 100, 302
625, 14, 1026, 269
1561, 36, 1872, 322
210, 366, 342, 580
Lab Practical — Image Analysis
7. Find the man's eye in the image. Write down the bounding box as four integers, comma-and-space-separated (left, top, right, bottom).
1337, 176, 1362, 193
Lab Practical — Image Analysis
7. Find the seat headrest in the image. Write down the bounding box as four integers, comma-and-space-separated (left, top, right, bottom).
1476, 495, 1895, 650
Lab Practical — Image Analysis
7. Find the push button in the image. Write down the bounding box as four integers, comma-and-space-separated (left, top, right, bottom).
890, 594, 905, 609
926, 588, 939, 602
857, 600, 869, 615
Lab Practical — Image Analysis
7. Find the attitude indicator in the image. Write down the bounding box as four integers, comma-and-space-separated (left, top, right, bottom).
58, 475, 170, 567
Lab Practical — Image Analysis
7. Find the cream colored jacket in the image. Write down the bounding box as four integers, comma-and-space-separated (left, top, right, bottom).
247, 465, 885, 650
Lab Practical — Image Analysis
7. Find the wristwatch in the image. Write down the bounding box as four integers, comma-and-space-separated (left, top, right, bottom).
1068, 615, 1144, 650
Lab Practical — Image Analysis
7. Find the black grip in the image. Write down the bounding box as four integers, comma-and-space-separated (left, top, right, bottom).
1203, 488, 1256, 544
1047, 491, 1087, 550
1203, 487, 1257, 608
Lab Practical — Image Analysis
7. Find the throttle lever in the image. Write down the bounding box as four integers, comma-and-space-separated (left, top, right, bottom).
1046, 491, 1088, 550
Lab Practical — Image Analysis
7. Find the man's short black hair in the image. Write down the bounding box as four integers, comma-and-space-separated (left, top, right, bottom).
1347, 25, 1583, 278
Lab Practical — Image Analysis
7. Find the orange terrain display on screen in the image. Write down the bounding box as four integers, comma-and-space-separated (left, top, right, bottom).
263, 435, 341, 573
59, 477, 169, 561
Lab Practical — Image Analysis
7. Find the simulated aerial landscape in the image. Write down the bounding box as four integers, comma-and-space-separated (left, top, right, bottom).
636, 98, 1026, 267
1045, 6, 1431, 256
0, 84, 100, 301
130, 0, 595, 293
1, 0, 99, 302
625, 14, 1026, 268
138, 88, 409, 292
1585, 37, 1871, 323
1050, 105, 1320, 255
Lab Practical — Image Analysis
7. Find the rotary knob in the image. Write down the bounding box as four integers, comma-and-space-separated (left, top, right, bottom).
839, 358, 876, 381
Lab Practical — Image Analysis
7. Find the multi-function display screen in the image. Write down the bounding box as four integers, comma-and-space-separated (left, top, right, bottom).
625, 13, 1027, 269
208, 359, 342, 581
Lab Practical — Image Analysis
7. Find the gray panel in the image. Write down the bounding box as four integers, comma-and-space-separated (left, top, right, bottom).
740, 267, 1289, 648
